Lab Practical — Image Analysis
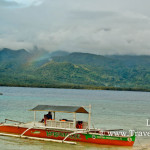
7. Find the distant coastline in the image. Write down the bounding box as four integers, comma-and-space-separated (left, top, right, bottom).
1, 49, 150, 92
0, 84, 150, 92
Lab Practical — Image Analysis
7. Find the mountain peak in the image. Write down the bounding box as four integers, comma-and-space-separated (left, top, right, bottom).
0, 48, 28, 54
50, 50, 69, 57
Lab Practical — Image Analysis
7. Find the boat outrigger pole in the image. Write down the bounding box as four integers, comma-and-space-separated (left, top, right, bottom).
82, 104, 91, 130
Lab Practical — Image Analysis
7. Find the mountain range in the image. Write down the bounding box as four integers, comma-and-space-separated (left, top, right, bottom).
0, 48, 150, 91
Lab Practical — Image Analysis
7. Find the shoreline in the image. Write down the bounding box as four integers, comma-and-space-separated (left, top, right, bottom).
0, 84, 150, 92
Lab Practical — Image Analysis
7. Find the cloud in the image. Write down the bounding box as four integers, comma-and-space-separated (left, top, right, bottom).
14, 0, 45, 7
0, 0, 19, 7
0, 0, 44, 8
0, 0, 150, 55
70, 10, 118, 20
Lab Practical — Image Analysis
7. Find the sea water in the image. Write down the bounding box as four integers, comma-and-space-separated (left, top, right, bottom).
0, 86, 150, 150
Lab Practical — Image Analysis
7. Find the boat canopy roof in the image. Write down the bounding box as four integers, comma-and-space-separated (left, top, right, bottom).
30, 105, 88, 114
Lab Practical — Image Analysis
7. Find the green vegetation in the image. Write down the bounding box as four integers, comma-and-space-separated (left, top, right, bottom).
0, 48, 150, 92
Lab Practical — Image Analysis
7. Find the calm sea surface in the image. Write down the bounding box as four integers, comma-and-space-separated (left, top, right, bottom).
0, 86, 150, 150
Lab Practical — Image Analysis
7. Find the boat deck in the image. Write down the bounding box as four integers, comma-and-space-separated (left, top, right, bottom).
2, 121, 87, 132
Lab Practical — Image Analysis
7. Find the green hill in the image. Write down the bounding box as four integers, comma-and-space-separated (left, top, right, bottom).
0, 49, 150, 91
108, 55, 150, 67
53, 52, 119, 67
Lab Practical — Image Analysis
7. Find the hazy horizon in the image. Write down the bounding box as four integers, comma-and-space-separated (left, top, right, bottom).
1, 0, 150, 55
2, 47, 150, 56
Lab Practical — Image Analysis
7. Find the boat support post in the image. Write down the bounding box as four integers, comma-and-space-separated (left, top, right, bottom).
34, 111, 36, 126
88, 104, 91, 131
73, 113, 76, 129
54, 111, 55, 120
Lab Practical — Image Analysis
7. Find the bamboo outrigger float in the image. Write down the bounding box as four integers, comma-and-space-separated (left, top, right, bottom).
0, 105, 135, 146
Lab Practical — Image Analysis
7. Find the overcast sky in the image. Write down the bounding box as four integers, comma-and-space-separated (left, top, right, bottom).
0, 0, 150, 55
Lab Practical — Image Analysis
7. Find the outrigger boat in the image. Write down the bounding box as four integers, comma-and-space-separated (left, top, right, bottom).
0, 105, 135, 146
